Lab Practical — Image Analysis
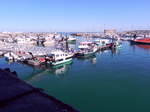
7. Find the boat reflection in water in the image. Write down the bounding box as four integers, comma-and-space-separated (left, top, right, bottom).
111, 47, 121, 56
130, 42, 150, 52
25, 61, 73, 81
77, 55, 97, 64
91, 57, 97, 64
134, 44, 150, 50
48, 61, 72, 78
68, 43, 76, 51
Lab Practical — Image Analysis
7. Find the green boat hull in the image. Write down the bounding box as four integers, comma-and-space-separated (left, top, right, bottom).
76, 52, 95, 58
51, 60, 73, 69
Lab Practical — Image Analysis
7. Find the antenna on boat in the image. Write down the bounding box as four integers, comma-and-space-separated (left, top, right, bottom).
65, 34, 69, 51
133, 34, 137, 40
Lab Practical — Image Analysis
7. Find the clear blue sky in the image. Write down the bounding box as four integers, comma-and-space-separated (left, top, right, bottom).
0, 0, 150, 32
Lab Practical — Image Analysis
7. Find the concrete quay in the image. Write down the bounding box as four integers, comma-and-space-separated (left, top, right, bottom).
0, 69, 79, 112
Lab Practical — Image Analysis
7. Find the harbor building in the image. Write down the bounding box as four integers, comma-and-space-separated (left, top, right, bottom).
104, 29, 117, 36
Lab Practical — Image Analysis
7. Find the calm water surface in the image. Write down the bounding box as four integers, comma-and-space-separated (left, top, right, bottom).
1, 41, 150, 112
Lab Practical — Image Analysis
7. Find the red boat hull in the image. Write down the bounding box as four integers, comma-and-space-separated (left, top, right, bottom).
130, 38, 150, 45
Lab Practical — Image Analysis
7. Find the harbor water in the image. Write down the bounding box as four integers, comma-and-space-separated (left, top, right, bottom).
1, 41, 150, 112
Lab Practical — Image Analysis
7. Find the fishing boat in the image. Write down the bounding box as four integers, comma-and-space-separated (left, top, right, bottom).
76, 49, 95, 58
78, 42, 98, 51
78, 42, 92, 49
27, 57, 46, 66
94, 39, 117, 50
130, 37, 150, 45
94, 39, 112, 47
4, 51, 32, 62
4, 52, 18, 61
76, 42, 97, 58
76, 41, 99, 58
46, 50, 73, 66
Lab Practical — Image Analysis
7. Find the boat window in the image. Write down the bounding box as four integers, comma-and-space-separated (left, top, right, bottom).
65, 54, 68, 56
66, 57, 71, 60
56, 54, 59, 57
48, 54, 54, 57
57, 59, 63, 62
